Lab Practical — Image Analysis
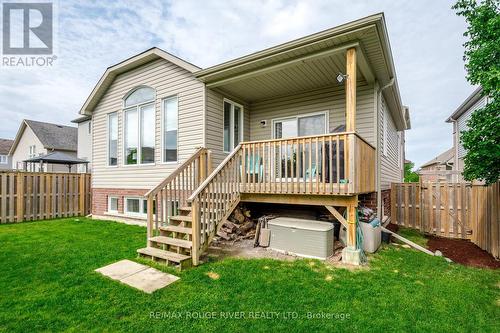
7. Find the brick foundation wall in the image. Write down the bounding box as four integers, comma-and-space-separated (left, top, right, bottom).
359, 192, 377, 212
92, 188, 149, 216
381, 189, 391, 217
358, 189, 392, 218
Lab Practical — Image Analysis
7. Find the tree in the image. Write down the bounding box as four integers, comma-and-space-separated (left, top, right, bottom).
404, 162, 420, 182
453, 0, 500, 185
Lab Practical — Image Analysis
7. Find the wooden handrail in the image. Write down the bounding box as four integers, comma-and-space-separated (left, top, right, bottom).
145, 147, 206, 198
187, 145, 242, 202
239, 131, 375, 150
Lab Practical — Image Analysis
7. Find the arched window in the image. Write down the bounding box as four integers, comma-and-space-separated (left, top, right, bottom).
124, 86, 155, 107
122, 86, 156, 165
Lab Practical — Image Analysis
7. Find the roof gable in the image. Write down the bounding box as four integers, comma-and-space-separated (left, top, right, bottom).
9, 120, 77, 155
79, 48, 200, 115
420, 148, 454, 169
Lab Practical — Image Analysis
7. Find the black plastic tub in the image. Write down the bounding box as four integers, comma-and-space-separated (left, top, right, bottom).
381, 231, 391, 243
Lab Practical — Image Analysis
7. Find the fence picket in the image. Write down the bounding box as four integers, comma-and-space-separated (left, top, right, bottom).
392, 181, 499, 259
0, 172, 91, 223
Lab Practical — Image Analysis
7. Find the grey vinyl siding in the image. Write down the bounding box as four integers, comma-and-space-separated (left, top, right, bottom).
205, 88, 250, 166
457, 95, 487, 158
205, 82, 374, 167
92, 58, 204, 189
205, 81, 375, 170
249, 82, 375, 145
380, 95, 402, 189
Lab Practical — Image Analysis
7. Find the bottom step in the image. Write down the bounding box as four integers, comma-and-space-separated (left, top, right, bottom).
137, 247, 191, 264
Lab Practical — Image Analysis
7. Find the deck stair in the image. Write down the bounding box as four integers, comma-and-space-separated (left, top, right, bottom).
137, 147, 242, 269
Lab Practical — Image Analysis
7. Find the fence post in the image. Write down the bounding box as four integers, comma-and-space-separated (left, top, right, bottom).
191, 200, 200, 266
79, 175, 85, 215
16, 173, 24, 222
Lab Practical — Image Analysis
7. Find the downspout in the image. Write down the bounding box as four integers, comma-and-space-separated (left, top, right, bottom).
376, 77, 395, 219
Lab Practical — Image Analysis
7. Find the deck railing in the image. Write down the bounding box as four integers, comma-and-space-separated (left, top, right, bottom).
187, 146, 243, 264
144, 147, 212, 242
240, 132, 375, 195
146, 133, 375, 265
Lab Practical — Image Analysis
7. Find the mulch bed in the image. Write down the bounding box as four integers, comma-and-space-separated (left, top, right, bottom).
427, 236, 500, 269
385, 223, 499, 269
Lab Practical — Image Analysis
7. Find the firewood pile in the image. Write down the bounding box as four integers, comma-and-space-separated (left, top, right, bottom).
214, 205, 256, 243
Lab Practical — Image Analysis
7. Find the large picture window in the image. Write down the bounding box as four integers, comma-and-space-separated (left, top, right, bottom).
108, 113, 118, 166
163, 96, 178, 162
123, 86, 155, 165
223, 99, 243, 152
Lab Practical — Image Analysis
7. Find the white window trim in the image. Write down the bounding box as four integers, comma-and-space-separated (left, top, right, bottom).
124, 196, 146, 217
223, 98, 244, 153
160, 95, 179, 164
122, 102, 156, 167
29, 145, 36, 159
271, 110, 329, 139
106, 112, 118, 168
107, 196, 119, 214
0, 155, 7, 164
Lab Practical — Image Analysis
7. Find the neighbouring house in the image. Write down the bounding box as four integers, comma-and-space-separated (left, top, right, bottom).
446, 86, 488, 181
72, 115, 92, 172
9, 119, 84, 172
418, 148, 454, 182
0, 138, 14, 170
78, 14, 410, 266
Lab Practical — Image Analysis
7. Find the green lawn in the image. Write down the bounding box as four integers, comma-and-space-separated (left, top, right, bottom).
0, 218, 498, 332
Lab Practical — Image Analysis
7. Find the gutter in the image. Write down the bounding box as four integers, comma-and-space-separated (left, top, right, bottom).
376, 78, 395, 219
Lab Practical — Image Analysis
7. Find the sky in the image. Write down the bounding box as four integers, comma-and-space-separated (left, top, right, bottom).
0, 0, 476, 168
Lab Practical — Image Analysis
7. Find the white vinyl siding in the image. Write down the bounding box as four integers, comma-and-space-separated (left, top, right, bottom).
456, 95, 487, 159
91, 58, 204, 189
77, 120, 92, 172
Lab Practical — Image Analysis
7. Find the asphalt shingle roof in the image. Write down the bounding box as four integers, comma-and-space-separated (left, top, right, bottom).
0, 138, 14, 155
25, 120, 77, 152
420, 148, 454, 169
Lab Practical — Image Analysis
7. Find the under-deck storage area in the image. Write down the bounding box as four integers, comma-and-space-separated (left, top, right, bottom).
268, 217, 334, 259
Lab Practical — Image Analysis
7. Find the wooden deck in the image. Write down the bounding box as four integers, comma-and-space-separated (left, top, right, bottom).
139, 131, 374, 268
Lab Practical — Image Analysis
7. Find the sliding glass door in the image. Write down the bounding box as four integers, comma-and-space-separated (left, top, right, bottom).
272, 112, 327, 179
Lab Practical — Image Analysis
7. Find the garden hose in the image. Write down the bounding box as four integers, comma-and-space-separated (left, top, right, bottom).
342, 209, 367, 264
355, 212, 367, 264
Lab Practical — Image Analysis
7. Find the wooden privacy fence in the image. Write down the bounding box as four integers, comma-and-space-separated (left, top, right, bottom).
391, 181, 499, 258
0, 172, 91, 223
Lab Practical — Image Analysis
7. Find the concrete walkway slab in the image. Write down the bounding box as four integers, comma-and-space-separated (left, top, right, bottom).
95, 260, 147, 280
121, 267, 179, 294
95, 259, 179, 293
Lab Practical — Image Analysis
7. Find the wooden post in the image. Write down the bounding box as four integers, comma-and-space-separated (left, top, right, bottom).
16, 173, 24, 222
199, 152, 207, 184
346, 47, 357, 132
79, 175, 85, 215
347, 196, 358, 249
206, 149, 213, 176
146, 196, 154, 246
191, 200, 200, 266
